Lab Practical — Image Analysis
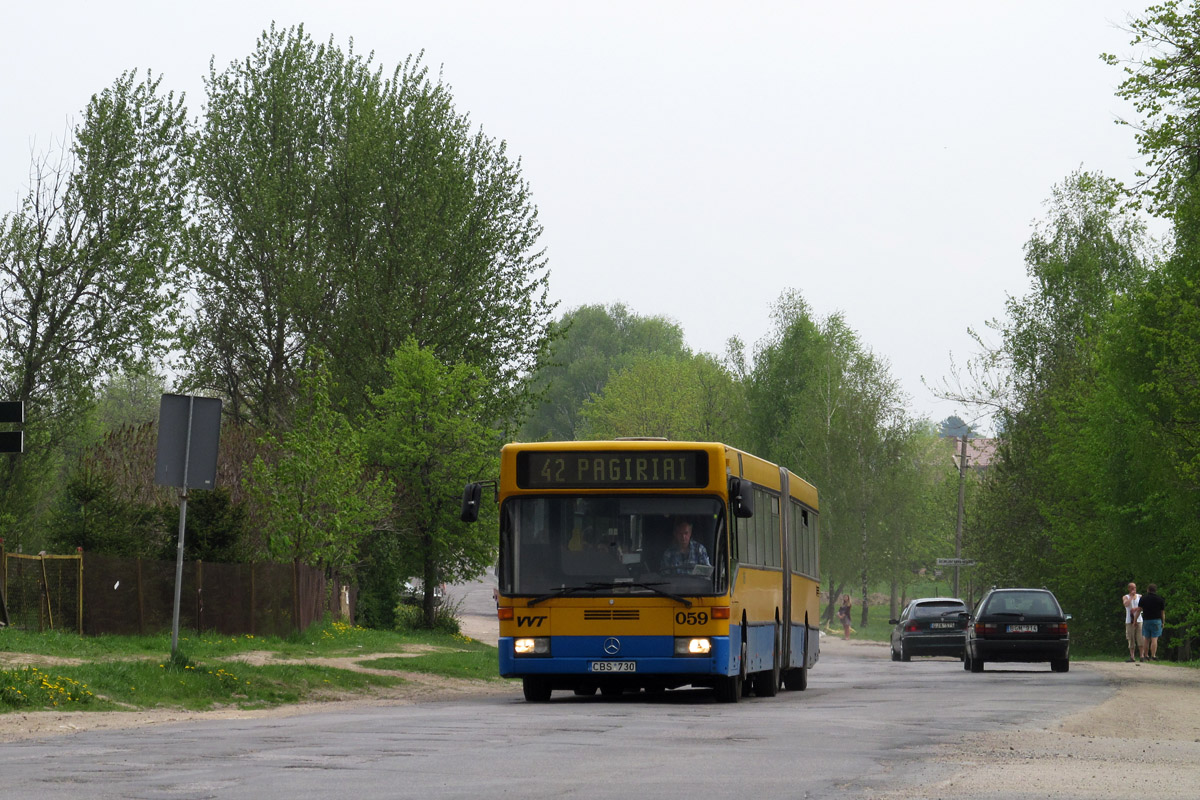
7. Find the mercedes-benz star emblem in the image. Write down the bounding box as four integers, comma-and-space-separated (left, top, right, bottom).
603, 637, 621, 655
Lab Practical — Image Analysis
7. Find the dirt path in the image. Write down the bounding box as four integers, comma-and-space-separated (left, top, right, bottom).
820, 637, 1200, 799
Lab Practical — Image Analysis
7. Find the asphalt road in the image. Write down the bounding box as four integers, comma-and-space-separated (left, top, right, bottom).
0, 608, 1111, 800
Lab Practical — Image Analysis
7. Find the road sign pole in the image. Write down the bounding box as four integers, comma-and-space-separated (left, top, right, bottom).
170, 397, 195, 658
155, 392, 222, 660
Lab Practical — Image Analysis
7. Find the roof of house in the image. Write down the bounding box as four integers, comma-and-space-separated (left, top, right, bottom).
946, 437, 998, 469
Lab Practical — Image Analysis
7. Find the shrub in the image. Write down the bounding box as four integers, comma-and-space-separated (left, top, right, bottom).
393, 598, 461, 635
393, 603, 423, 631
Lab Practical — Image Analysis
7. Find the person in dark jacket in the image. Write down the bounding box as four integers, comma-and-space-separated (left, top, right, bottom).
1139, 583, 1166, 661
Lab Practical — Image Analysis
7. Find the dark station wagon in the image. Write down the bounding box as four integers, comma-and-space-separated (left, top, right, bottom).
889, 597, 969, 661
963, 587, 1071, 673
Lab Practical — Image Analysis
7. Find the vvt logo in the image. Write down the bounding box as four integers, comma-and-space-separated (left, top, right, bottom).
517, 615, 547, 628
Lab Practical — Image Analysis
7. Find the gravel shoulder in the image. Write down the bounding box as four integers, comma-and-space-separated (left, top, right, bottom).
819, 637, 1200, 800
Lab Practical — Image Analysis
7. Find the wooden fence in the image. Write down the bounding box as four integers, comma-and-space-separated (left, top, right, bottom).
0, 547, 352, 637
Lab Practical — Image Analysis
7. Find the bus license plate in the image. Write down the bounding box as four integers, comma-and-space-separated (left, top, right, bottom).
591, 661, 636, 672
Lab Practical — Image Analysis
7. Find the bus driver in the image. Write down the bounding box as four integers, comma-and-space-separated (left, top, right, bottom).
659, 519, 710, 575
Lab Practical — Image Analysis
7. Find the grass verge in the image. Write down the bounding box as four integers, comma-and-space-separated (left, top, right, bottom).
0, 619, 500, 714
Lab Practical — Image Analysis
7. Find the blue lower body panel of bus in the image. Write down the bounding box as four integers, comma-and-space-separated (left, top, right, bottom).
499, 635, 734, 681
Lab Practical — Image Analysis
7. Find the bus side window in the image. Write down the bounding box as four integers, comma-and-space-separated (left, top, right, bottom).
733, 515, 745, 564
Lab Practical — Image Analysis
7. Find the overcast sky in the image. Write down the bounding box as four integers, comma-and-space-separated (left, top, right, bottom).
1, 1, 1160, 430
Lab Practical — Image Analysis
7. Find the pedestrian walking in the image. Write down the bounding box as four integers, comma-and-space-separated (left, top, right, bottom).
1122, 582, 1142, 663
1139, 583, 1166, 661
838, 594, 853, 640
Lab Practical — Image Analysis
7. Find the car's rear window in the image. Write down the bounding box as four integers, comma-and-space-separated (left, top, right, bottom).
911, 602, 966, 618
983, 592, 1059, 615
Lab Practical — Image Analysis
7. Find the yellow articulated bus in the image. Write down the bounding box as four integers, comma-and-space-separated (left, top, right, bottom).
461, 439, 820, 702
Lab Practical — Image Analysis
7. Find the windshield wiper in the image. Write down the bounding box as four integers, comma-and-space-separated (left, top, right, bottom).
527, 584, 603, 607
607, 580, 693, 607
527, 581, 694, 607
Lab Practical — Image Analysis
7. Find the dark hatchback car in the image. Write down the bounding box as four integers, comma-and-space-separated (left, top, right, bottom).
964, 587, 1070, 673
889, 597, 969, 661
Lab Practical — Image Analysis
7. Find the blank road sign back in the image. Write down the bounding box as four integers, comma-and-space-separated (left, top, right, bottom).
154, 394, 222, 489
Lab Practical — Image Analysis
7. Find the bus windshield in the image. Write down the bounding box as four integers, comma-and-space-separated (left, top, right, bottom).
500, 495, 726, 597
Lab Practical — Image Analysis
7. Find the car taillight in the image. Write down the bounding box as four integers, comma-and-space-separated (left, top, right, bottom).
1046, 623, 1068, 635
905, 624, 920, 632
975, 623, 997, 634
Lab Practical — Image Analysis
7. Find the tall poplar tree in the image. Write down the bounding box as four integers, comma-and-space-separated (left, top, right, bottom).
185, 25, 552, 431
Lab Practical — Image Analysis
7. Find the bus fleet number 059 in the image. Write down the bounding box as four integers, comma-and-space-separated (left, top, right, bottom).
676, 611, 709, 625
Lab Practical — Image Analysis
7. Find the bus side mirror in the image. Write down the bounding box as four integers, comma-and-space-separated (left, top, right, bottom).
729, 477, 754, 518
460, 482, 483, 523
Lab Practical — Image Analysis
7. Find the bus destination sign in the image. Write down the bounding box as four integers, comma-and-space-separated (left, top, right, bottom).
517, 450, 709, 490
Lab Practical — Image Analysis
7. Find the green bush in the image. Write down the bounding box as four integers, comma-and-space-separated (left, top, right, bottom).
431, 604, 461, 635
392, 600, 461, 635
393, 603, 423, 631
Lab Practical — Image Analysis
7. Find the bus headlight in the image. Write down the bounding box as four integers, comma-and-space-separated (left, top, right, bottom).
675, 637, 712, 656
514, 637, 550, 656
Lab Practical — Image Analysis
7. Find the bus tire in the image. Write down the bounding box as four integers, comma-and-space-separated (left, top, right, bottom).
714, 673, 741, 703
522, 677, 551, 702
739, 640, 753, 697
783, 665, 808, 691
716, 638, 747, 702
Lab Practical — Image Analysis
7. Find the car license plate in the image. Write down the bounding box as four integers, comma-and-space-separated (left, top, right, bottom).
931, 622, 955, 629
1007, 624, 1038, 633
591, 661, 636, 672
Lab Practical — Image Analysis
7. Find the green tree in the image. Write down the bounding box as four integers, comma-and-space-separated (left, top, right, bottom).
1104, 1, 1200, 214
186, 25, 552, 430
47, 467, 167, 558
746, 291, 920, 624
0, 71, 190, 549
966, 171, 1154, 649
1099, 5, 1200, 647
364, 339, 500, 627
873, 426, 957, 619
246, 358, 390, 572
521, 304, 689, 441
579, 352, 742, 442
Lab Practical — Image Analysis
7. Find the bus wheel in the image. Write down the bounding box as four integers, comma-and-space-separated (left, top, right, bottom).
522, 677, 551, 702
714, 673, 741, 703
739, 640, 752, 697
754, 628, 781, 697
715, 640, 747, 703
783, 665, 808, 691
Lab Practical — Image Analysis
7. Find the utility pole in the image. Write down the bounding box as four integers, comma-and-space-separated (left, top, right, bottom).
954, 434, 969, 597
